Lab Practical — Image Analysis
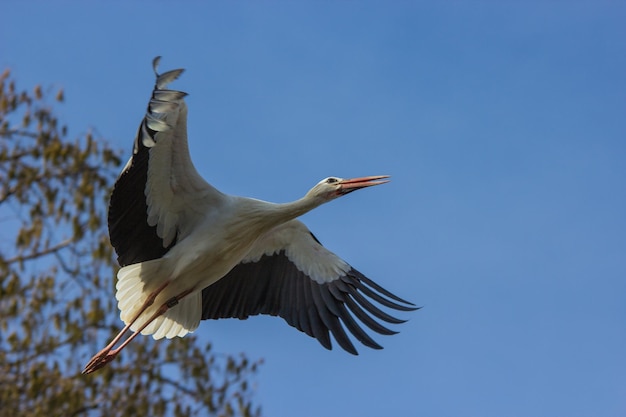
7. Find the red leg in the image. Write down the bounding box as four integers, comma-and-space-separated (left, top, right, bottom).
82, 286, 193, 374
82, 280, 171, 374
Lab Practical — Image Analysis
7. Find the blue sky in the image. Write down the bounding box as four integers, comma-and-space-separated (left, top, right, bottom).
3, 2, 625, 416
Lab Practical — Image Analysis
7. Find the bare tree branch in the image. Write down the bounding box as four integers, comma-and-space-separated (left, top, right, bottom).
4, 237, 74, 264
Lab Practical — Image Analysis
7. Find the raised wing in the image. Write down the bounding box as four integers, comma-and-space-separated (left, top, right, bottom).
108, 57, 220, 266
201, 220, 417, 354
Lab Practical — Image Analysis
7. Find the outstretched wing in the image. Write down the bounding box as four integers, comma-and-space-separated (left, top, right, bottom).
108, 57, 221, 267
201, 220, 417, 354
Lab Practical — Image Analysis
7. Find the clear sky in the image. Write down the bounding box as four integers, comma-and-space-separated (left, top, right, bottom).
3, 2, 625, 416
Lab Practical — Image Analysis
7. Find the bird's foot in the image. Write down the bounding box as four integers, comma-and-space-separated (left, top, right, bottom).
82, 349, 118, 374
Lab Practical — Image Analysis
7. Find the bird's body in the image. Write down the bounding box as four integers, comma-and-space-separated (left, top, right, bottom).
83, 57, 416, 374
117, 197, 324, 340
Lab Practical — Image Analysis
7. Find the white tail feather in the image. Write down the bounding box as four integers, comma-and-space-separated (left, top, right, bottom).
116, 259, 201, 340
145, 292, 201, 339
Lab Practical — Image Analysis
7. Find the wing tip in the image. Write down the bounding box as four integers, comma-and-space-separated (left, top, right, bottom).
153, 56, 162, 74
151, 56, 185, 90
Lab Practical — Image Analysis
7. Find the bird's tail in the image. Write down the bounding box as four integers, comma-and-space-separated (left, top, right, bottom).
115, 259, 201, 340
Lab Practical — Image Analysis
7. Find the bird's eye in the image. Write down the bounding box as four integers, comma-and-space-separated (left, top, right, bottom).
326, 178, 338, 184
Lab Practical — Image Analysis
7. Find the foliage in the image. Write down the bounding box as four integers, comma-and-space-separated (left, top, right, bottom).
0, 69, 261, 417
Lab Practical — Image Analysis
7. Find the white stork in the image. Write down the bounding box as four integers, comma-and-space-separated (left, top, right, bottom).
83, 57, 417, 374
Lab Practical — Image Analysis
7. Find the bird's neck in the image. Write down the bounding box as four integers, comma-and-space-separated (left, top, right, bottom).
273, 195, 324, 221
237, 194, 324, 232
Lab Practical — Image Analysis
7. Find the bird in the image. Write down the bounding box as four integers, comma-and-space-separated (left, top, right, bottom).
82, 57, 417, 374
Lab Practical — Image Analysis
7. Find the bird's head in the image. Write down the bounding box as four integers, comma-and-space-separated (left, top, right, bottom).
306, 175, 390, 202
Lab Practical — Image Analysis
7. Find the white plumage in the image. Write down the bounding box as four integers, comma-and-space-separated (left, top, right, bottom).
83, 57, 416, 374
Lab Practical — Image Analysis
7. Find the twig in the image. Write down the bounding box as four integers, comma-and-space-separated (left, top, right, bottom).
5, 238, 74, 264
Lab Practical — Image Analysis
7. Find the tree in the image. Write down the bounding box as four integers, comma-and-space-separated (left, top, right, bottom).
0, 68, 261, 417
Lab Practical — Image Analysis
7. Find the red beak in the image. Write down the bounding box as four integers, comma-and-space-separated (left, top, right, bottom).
337, 175, 390, 195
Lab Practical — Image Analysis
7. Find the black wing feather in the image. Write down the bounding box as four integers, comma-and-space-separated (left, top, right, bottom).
200, 250, 418, 354
107, 126, 174, 266
108, 61, 185, 267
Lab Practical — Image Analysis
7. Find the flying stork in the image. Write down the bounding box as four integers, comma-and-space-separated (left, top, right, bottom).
83, 57, 417, 374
